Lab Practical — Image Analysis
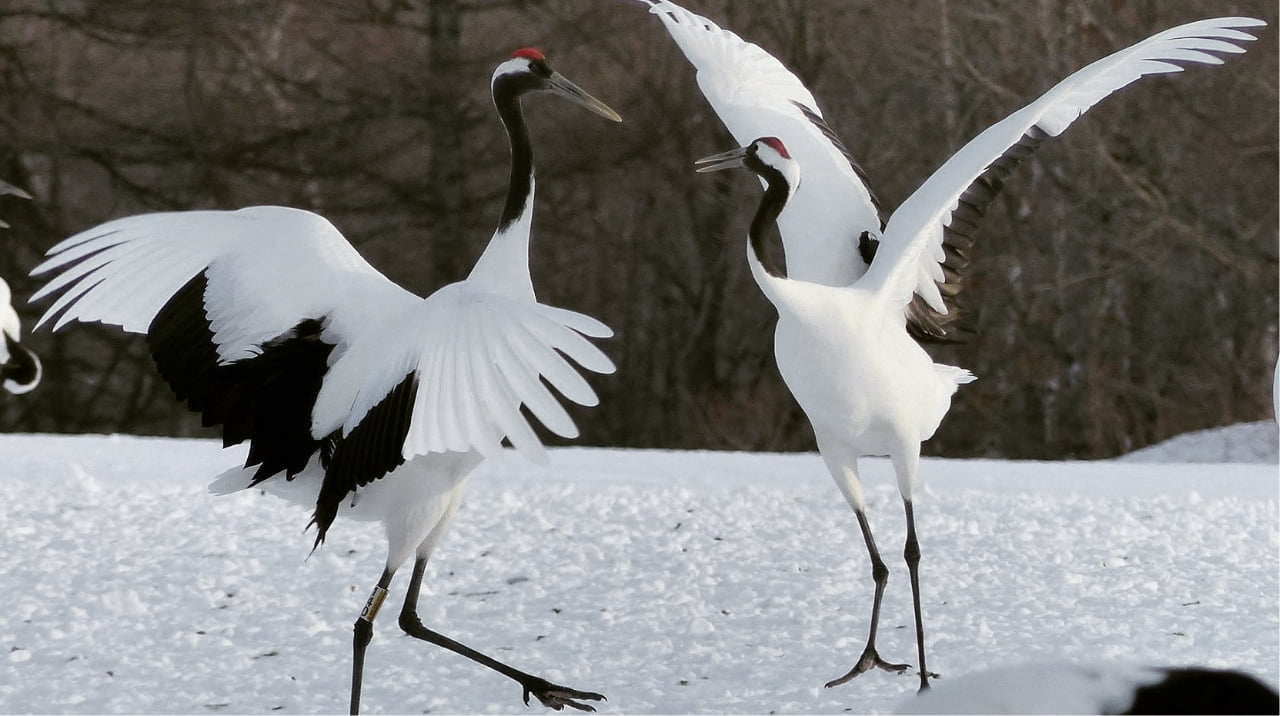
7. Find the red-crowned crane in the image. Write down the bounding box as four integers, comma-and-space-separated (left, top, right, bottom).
671, 0, 1264, 692
29, 49, 620, 714
0, 181, 40, 394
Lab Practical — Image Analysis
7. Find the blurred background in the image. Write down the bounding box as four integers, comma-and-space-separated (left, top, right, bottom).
0, 0, 1275, 459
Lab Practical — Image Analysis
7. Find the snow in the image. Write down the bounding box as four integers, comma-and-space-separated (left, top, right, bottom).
893, 660, 1278, 714
0, 431, 1276, 714
893, 661, 1166, 714
1118, 420, 1278, 464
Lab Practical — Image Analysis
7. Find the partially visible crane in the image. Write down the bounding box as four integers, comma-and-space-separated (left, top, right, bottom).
31, 48, 620, 714
0, 181, 40, 395
676, 2, 1264, 691
895, 661, 1279, 714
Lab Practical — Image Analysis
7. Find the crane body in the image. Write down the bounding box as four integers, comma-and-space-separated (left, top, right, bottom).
31, 49, 621, 714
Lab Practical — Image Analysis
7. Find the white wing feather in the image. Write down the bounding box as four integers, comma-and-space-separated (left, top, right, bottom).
30, 206, 407, 359
858, 16, 1264, 315
640, 0, 882, 286
33, 205, 616, 471
312, 282, 615, 466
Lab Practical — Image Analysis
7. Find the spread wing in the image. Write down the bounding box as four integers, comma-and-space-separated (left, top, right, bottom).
638, 0, 883, 287
857, 17, 1264, 321
31, 206, 615, 542
31, 206, 416, 488
307, 283, 614, 536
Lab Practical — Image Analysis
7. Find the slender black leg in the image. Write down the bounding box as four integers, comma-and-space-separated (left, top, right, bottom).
351, 567, 395, 715
904, 500, 934, 691
398, 557, 605, 712
826, 509, 910, 688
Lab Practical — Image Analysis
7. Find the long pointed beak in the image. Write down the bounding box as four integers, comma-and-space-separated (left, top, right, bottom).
0, 180, 32, 200
694, 146, 750, 173
547, 71, 622, 123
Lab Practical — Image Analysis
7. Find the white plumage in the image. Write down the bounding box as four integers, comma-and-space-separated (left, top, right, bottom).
0, 276, 41, 395
0, 180, 41, 394
637, 0, 881, 288
859, 17, 1265, 320
665, 0, 1263, 693
30, 48, 619, 714
31, 204, 613, 475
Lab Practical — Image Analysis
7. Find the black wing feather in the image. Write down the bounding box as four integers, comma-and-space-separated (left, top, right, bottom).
1, 333, 41, 390
792, 100, 887, 229
311, 372, 418, 547
147, 271, 334, 481
1124, 667, 1279, 715
900, 125, 1049, 343
790, 99, 980, 343
151, 272, 427, 548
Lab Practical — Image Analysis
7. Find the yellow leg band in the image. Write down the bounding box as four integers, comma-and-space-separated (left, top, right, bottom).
359, 585, 389, 624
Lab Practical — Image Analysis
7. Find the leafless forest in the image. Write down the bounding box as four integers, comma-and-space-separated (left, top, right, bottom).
0, 0, 1275, 458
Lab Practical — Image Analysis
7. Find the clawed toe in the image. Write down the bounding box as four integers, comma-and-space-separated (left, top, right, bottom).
825, 647, 911, 688
521, 678, 606, 712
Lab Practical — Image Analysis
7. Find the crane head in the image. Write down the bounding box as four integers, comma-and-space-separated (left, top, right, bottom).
493, 48, 622, 123
695, 137, 800, 190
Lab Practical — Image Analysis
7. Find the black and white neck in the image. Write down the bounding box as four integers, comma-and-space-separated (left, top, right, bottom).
467, 51, 548, 298
493, 54, 545, 232
467, 48, 619, 297
747, 164, 796, 282
741, 139, 800, 288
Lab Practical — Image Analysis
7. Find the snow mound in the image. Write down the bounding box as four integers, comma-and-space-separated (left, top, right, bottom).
1119, 421, 1278, 464
894, 661, 1279, 715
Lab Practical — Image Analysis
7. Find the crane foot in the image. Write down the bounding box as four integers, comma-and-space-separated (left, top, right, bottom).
520, 676, 606, 712
824, 646, 910, 688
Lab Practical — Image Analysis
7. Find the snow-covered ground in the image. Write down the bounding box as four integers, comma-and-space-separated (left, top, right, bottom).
0, 426, 1275, 714
1119, 420, 1278, 464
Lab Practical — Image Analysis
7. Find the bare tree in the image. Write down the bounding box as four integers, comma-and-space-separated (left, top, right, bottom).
0, 0, 1274, 458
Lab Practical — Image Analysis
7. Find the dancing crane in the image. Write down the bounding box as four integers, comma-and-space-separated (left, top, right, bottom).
0, 181, 41, 394
679, 4, 1263, 692
30, 49, 620, 714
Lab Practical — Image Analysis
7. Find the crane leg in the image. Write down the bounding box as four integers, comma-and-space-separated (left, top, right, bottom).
904, 500, 934, 691
397, 557, 606, 712
825, 509, 910, 688
351, 567, 395, 715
